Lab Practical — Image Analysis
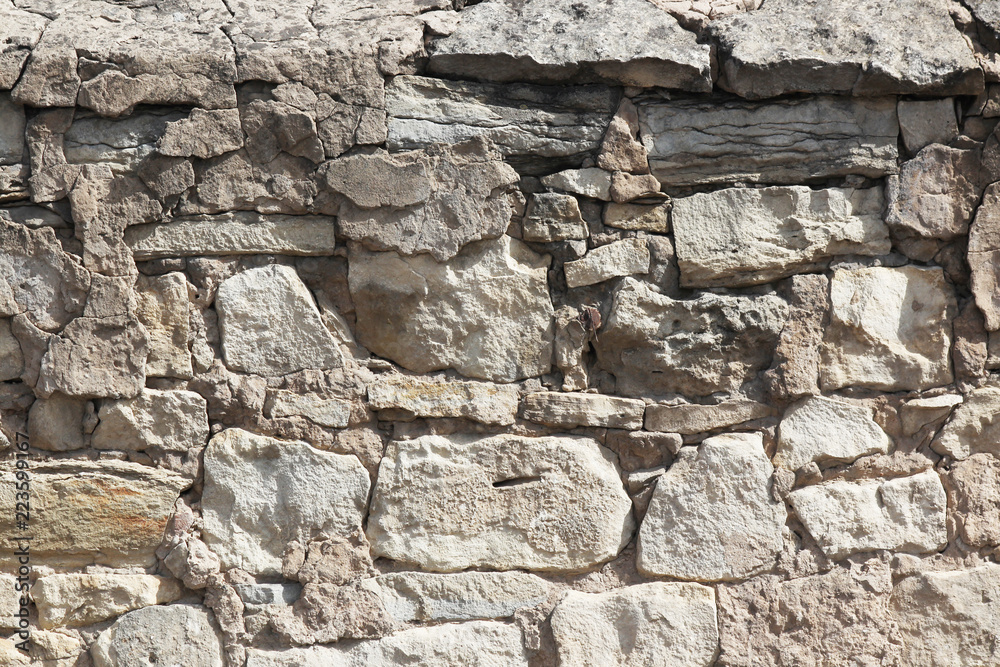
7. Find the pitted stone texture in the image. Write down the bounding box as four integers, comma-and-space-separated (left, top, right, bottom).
551, 583, 718, 667
709, 0, 982, 98
639, 96, 898, 187
774, 396, 891, 471
246, 621, 529, 667
945, 454, 1000, 547
638, 433, 785, 581
522, 192, 589, 242
968, 0, 1000, 38
92, 388, 209, 453
672, 186, 888, 288
386, 75, 618, 174
820, 266, 955, 392
541, 168, 613, 201
789, 471, 947, 560
325, 139, 518, 261
349, 236, 554, 383
62, 111, 183, 175
135, 272, 191, 379
91, 605, 224, 667
522, 391, 645, 429
34, 574, 182, 629
564, 238, 650, 288
216, 265, 342, 377
373, 572, 549, 623
201, 428, 370, 577
644, 400, 773, 435
931, 384, 1000, 459
368, 433, 633, 572
367, 375, 519, 426
596, 277, 787, 397
891, 565, 1000, 667
969, 183, 1000, 331
158, 108, 244, 159
428, 0, 711, 90
0, 574, 18, 631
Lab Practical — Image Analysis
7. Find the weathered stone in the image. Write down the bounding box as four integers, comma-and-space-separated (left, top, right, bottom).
92, 388, 208, 455
91, 605, 224, 667
969, 183, 1000, 330
968, 0, 1000, 39
0, 93, 24, 166
265, 390, 351, 428
233, 583, 301, 606
350, 237, 553, 383
945, 454, 1000, 547
763, 273, 829, 399
597, 99, 649, 173
638, 432, 785, 581
246, 621, 529, 667
34, 574, 182, 629
541, 168, 613, 201
672, 186, 888, 288
596, 277, 787, 397
158, 108, 244, 159
603, 201, 670, 233
891, 565, 1000, 666
952, 300, 989, 392
216, 265, 341, 376
268, 579, 393, 645
242, 98, 324, 164
62, 111, 184, 174
0, 574, 19, 631
373, 571, 549, 623
135, 272, 191, 379
522, 391, 645, 429
368, 433, 633, 572
138, 154, 195, 200
386, 75, 618, 174
564, 238, 650, 288
0, 459, 185, 569
27, 394, 86, 452
645, 400, 773, 435
820, 266, 954, 392
774, 396, 890, 471
0, 317, 22, 381
789, 471, 947, 560
639, 96, 899, 186
610, 171, 661, 203
551, 583, 718, 667
0, 5, 47, 90
202, 428, 370, 576
367, 374, 519, 426
326, 139, 518, 261
898, 99, 959, 153
428, 0, 710, 89
522, 192, 589, 242
900, 394, 962, 436
710, 0, 983, 98
931, 384, 1000, 459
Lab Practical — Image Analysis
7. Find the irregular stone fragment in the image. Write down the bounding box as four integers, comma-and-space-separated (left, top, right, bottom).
268, 579, 393, 645
789, 471, 947, 560
189, 149, 316, 215
522, 193, 589, 242
603, 202, 670, 232
639, 96, 899, 186
968, 0, 1000, 38
91, 605, 224, 667
368, 433, 633, 572
900, 394, 962, 435
945, 454, 1000, 547
952, 300, 989, 392
597, 99, 649, 174
386, 75, 618, 174
0, 317, 22, 381
0, 574, 18, 631
265, 390, 351, 428
551, 583, 718, 667
821, 266, 954, 391
891, 565, 1000, 666
216, 265, 341, 376
710, 0, 983, 98
0, 93, 24, 166
63, 111, 184, 174
233, 583, 301, 606
0, 460, 185, 569
138, 154, 195, 200
645, 400, 773, 435
637, 432, 786, 581
135, 272, 191, 379
564, 238, 650, 288
931, 384, 1000, 459
763, 273, 829, 399
202, 428, 370, 576
610, 171, 661, 203
898, 99, 959, 153
242, 99, 324, 164
0, 5, 47, 90
367, 375, 519, 426
522, 391, 645, 429
374, 572, 549, 623
246, 621, 528, 667
774, 396, 890, 471
969, 183, 1000, 330
672, 186, 888, 288
92, 388, 208, 454
34, 574, 182, 629
350, 237, 553, 383
326, 139, 518, 261
158, 108, 244, 159
27, 393, 86, 452
596, 277, 787, 397
541, 168, 612, 201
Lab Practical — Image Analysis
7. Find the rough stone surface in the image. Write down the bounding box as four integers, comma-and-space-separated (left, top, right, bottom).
521, 391, 645, 429
945, 453, 1000, 547
931, 383, 1000, 459
564, 238, 650, 288
774, 396, 891, 471
158, 108, 243, 159
265, 391, 351, 428
0, 93, 25, 166
672, 186, 888, 287
34, 574, 182, 629
373, 572, 549, 623
27, 393, 86, 452
135, 272, 191, 379
0, 317, 22, 381
367, 374, 519, 426
789, 471, 948, 560
522, 192, 589, 242
604, 202, 670, 232
900, 394, 962, 435
368, 433, 633, 572
898, 99, 959, 153
968, 183, 1000, 330
92, 388, 209, 453
541, 168, 613, 201
551, 583, 719, 667
637, 433, 786, 581
91, 605, 224, 667
644, 400, 773, 435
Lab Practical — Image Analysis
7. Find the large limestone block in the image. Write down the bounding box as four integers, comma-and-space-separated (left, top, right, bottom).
595, 277, 787, 397
709, 0, 982, 99
349, 236, 554, 383
564, 238, 650, 288
201, 429, 370, 576
521, 391, 645, 429
27, 394, 86, 452
428, 0, 711, 90
367, 374, 519, 426
246, 621, 529, 667
135, 272, 191, 379
774, 396, 891, 471
637, 433, 785, 581
373, 572, 549, 623
91, 605, 224, 667
639, 96, 898, 187
789, 471, 947, 560
215, 264, 342, 376
969, 183, 1000, 330
891, 565, 1000, 667
946, 454, 1000, 547
92, 388, 209, 453
551, 582, 718, 667
820, 266, 955, 391
34, 574, 182, 629
0, 460, 186, 569
672, 186, 889, 288
644, 400, 773, 435
898, 99, 959, 154
931, 384, 1000, 459
386, 75, 617, 174
368, 433, 633, 572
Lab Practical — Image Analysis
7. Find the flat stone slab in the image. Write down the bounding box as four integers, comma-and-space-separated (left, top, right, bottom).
368, 374, 520, 426
372, 572, 549, 623
645, 400, 773, 435
564, 238, 650, 288
521, 391, 646, 429
931, 384, 1000, 459
774, 396, 891, 471
33, 574, 182, 629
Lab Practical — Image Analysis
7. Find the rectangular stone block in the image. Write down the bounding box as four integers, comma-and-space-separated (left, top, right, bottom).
645, 400, 773, 435
367, 375, 519, 426
522, 391, 645, 429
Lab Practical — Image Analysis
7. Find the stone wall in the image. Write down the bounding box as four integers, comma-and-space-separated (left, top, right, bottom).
1, 0, 1000, 665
